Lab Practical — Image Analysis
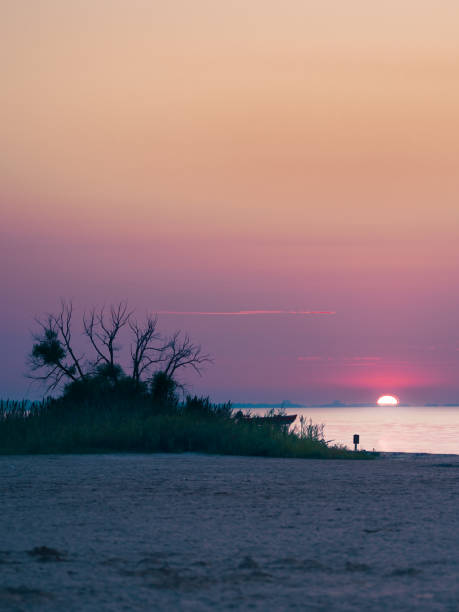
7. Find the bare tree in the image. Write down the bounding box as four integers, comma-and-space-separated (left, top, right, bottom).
129, 314, 165, 384
28, 301, 213, 395
28, 300, 86, 391
83, 302, 132, 375
162, 331, 212, 378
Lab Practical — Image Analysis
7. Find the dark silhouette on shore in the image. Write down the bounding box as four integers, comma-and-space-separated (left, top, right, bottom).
0, 301, 374, 459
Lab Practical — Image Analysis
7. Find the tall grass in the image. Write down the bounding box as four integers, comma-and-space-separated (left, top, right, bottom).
0, 398, 372, 459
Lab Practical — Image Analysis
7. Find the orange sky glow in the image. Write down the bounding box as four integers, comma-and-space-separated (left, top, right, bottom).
2, 0, 459, 402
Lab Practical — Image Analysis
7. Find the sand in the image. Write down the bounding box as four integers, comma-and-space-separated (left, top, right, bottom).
1, 452, 458, 611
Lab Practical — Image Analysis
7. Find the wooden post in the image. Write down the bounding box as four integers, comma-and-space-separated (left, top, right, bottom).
353, 434, 359, 451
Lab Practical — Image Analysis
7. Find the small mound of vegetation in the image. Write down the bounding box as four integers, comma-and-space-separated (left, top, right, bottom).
0, 396, 371, 459
0, 300, 375, 459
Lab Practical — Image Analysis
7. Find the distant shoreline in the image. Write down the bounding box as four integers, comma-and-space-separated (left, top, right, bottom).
234, 403, 459, 409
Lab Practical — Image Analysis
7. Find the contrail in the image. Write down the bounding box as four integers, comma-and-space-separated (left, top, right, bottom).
156, 310, 336, 316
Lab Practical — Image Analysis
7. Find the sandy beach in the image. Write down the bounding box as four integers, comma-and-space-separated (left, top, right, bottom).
1, 453, 458, 611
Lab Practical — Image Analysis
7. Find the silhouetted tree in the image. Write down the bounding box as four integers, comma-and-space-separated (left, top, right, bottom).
28, 300, 212, 397
163, 331, 211, 378
129, 314, 165, 385
28, 301, 86, 391
83, 302, 132, 381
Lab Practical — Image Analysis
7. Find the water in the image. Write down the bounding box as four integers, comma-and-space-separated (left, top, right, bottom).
251, 406, 459, 454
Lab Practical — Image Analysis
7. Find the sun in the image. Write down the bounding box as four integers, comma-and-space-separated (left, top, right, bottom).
377, 395, 399, 406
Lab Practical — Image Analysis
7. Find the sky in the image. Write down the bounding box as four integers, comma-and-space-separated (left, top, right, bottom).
2, 0, 459, 404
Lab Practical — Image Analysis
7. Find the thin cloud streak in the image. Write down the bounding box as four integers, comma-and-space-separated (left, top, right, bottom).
157, 310, 336, 316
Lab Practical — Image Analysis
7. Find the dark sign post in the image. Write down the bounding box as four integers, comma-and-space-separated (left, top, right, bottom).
353, 434, 360, 451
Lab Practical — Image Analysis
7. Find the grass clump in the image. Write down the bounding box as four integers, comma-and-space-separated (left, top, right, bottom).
0, 397, 373, 459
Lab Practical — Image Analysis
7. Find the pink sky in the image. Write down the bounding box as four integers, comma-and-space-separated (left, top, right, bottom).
2, 1, 459, 403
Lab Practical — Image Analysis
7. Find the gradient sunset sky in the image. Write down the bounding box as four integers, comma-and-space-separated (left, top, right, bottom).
2, 1, 459, 403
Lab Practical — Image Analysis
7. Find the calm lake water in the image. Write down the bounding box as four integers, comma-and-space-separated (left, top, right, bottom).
250, 406, 459, 454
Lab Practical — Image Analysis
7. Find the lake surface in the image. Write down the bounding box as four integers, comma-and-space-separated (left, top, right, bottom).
250, 406, 459, 454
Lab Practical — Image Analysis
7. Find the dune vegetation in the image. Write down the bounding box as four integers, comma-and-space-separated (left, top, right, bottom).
0, 395, 369, 459
0, 300, 373, 459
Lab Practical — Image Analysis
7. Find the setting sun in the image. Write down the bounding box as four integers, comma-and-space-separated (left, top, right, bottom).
377, 395, 399, 406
